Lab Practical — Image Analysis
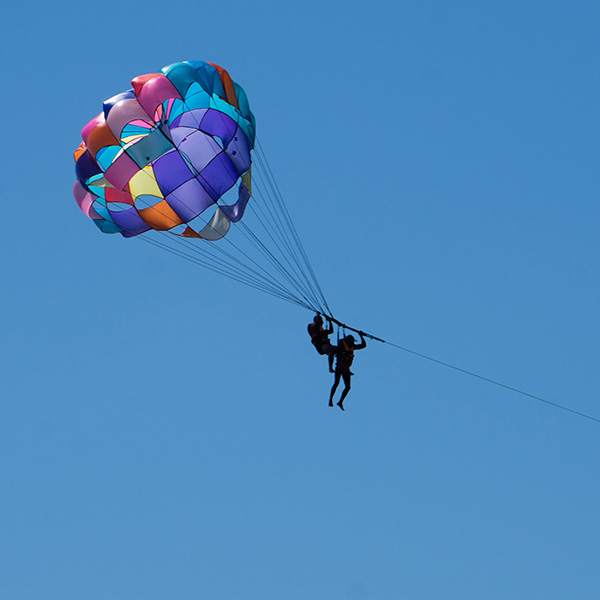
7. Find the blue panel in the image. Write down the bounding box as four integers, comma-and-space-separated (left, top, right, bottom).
96, 145, 121, 171
162, 62, 200, 97
125, 128, 174, 168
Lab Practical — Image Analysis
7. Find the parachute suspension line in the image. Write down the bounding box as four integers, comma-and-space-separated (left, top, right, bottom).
247, 168, 328, 314
326, 316, 600, 425
242, 174, 318, 294
152, 229, 309, 307
134, 190, 323, 312
138, 234, 288, 301
252, 139, 331, 312
177, 221, 316, 310
238, 219, 326, 313
135, 172, 324, 312
239, 171, 329, 312
126, 133, 324, 313
249, 161, 322, 301
254, 138, 332, 315
244, 178, 323, 312
138, 235, 313, 310
133, 166, 310, 307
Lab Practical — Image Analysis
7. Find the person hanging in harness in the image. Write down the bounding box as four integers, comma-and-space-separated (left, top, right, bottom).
307, 314, 336, 373
329, 332, 367, 411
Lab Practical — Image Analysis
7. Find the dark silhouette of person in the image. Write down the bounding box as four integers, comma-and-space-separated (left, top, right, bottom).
329, 332, 366, 411
307, 314, 335, 373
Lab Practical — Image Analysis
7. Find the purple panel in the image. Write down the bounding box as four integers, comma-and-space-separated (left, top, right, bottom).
152, 150, 195, 196
170, 115, 183, 129
177, 130, 221, 173
170, 124, 197, 146
199, 153, 239, 200
201, 109, 237, 146
76, 150, 102, 189
88, 203, 105, 221
165, 178, 215, 221
109, 206, 151, 236
225, 127, 252, 174
221, 180, 250, 223
173, 108, 209, 130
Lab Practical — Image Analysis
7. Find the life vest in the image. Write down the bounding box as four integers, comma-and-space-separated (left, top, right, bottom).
307, 322, 327, 344
335, 338, 355, 371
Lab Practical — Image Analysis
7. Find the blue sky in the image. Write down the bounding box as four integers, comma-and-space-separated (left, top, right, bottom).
2, 1, 599, 598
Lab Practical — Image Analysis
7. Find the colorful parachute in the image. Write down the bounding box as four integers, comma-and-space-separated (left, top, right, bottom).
73, 60, 330, 315
73, 60, 256, 240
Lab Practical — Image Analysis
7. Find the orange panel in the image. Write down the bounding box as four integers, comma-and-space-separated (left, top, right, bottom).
138, 200, 184, 230
74, 142, 87, 162
180, 226, 202, 238
207, 62, 239, 109
86, 121, 120, 158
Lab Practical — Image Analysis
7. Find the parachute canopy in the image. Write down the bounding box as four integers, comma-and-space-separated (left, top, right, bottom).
73, 60, 330, 315
74, 60, 256, 241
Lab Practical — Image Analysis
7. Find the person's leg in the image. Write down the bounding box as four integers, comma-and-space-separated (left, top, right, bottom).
329, 372, 341, 406
324, 343, 336, 373
337, 372, 352, 410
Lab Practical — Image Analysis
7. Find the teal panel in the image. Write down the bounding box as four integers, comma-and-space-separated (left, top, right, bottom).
96, 146, 121, 171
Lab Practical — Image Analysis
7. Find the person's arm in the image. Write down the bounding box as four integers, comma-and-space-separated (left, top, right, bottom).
325, 317, 334, 334
355, 332, 367, 350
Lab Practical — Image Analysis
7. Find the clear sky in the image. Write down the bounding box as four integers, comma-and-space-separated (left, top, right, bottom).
2, 1, 599, 598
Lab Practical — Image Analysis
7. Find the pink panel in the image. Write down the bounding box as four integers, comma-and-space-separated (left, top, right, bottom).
136, 75, 182, 119
88, 205, 104, 220
73, 181, 96, 217
81, 113, 104, 146
104, 152, 140, 191
106, 98, 152, 140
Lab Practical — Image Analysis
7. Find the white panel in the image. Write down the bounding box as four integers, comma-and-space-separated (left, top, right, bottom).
199, 207, 231, 240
